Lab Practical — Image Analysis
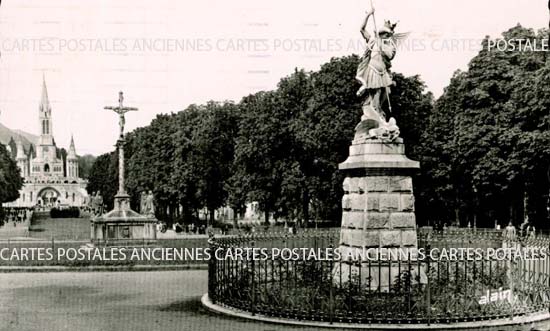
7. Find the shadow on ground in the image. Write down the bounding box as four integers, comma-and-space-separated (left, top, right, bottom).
157, 297, 206, 313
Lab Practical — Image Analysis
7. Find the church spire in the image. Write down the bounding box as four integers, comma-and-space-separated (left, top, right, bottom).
68, 134, 78, 160
38, 74, 54, 146
40, 73, 51, 113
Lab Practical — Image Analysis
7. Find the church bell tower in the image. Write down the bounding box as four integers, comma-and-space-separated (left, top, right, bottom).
39, 75, 54, 147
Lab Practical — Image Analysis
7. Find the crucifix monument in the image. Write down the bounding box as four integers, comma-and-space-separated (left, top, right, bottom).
104, 91, 137, 200
90, 92, 157, 241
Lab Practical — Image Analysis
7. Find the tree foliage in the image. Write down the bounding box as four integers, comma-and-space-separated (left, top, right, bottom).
78, 154, 96, 179
0, 143, 23, 204
86, 55, 431, 225
86, 152, 118, 209
86, 25, 550, 228
417, 25, 550, 227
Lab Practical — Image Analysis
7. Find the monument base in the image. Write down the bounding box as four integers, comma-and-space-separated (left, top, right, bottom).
335, 125, 422, 290
91, 193, 157, 241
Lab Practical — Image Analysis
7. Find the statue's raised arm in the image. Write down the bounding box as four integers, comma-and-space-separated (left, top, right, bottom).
355, 2, 402, 142
360, 10, 375, 41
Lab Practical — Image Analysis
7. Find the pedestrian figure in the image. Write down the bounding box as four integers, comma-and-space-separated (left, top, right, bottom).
504, 222, 516, 241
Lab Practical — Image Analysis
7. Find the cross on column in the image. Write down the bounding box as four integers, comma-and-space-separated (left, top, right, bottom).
104, 91, 138, 138
104, 91, 138, 196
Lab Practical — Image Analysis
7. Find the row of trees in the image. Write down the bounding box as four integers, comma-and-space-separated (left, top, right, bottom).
88, 55, 432, 225
88, 25, 550, 228
417, 25, 550, 228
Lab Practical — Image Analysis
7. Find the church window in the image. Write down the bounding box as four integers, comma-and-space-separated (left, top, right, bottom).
72, 193, 75, 202
44, 164, 50, 172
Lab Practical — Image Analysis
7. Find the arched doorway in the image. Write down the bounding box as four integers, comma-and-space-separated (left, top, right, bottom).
37, 187, 60, 207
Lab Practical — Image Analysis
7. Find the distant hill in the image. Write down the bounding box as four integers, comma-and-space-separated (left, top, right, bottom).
0, 122, 38, 150
14, 129, 39, 146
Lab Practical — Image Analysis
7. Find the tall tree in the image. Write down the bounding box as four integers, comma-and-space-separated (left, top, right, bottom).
78, 154, 97, 179
231, 91, 282, 224
0, 144, 24, 218
418, 25, 550, 228
126, 114, 179, 218
189, 101, 239, 225
86, 152, 118, 209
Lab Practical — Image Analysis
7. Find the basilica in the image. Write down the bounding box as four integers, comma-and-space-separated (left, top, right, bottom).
4, 77, 88, 208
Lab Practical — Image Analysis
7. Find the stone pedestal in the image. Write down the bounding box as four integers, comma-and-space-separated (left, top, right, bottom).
91, 193, 157, 241
335, 134, 421, 290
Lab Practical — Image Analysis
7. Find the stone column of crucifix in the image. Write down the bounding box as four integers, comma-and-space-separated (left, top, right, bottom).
104, 91, 138, 197
91, 91, 157, 242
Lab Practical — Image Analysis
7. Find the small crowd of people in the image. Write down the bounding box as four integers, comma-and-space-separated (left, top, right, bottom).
157, 221, 207, 235
216, 221, 299, 235
502, 217, 536, 241
430, 217, 538, 242
0, 207, 33, 228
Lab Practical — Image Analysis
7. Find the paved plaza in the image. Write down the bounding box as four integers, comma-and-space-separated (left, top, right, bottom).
0, 271, 333, 331
0, 270, 548, 331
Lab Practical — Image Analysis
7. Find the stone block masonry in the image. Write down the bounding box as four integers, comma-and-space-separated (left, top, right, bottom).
336, 138, 421, 291
339, 139, 419, 250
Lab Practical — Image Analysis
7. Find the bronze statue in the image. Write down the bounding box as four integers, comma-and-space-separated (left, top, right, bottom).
356, 3, 407, 141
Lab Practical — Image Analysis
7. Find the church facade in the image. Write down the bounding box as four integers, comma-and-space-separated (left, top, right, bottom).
4, 77, 88, 208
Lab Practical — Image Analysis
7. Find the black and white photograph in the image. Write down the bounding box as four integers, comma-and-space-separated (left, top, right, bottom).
1, 1, 550, 330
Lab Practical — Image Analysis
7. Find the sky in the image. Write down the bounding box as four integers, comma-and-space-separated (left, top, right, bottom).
0, 0, 548, 156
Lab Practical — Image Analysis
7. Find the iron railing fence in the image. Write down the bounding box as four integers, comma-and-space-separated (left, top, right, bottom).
208, 231, 550, 325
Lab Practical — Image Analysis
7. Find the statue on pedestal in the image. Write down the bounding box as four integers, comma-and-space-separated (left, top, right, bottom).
335, 1, 421, 290
356, 4, 407, 142
139, 191, 147, 214
144, 190, 155, 216
93, 191, 104, 216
